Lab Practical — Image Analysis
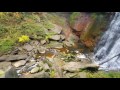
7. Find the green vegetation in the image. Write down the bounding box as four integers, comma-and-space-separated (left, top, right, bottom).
0, 39, 15, 53
69, 12, 80, 25
0, 12, 55, 54
86, 71, 120, 78
63, 53, 75, 62
46, 13, 66, 27
49, 70, 56, 78
79, 13, 109, 51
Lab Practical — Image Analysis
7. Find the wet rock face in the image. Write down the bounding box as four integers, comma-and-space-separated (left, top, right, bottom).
69, 12, 109, 50
70, 13, 92, 32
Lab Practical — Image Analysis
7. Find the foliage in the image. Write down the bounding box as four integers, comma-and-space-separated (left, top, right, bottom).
63, 53, 75, 62
0, 24, 8, 36
86, 71, 120, 78
18, 35, 30, 43
91, 13, 97, 19
46, 13, 66, 27
0, 12, 56, 54
69, 12, 80, 25
49, 70, 56, 78
0, 39, 15, 53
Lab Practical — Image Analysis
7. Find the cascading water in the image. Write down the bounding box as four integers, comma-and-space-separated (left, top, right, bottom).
94, 12, 120, 71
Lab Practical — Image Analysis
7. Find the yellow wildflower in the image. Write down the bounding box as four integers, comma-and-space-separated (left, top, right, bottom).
18, 35, 30, 43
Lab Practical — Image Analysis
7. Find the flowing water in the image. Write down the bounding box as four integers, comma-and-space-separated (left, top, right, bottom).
94, 12, 120, 71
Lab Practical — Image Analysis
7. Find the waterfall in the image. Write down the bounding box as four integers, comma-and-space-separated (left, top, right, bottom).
94, 12, 120, 71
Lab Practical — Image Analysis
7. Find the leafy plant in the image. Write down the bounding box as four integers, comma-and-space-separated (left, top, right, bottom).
49, 70, 56, 78
63, 53, 75, 62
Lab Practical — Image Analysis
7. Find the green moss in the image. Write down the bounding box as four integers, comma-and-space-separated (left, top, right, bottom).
0, 39, 15, 53
80, 13, 108, 45
0, 24, 8, 36
86, 71, 120, 78
41, 20, 54, 29
69, 12, 80, 25
46, 13, 66, 26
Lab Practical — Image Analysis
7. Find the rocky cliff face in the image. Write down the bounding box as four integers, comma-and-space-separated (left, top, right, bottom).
69, 12, 110, 51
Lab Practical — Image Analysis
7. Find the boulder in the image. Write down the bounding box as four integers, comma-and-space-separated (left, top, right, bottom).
62, 62, 83, 72
51, 24, 62, 34
0, 55, 28, 61
60, 35, 65, 40
38, 46, 46, 54
40, 40, 47, 45
5, 67, 19, 78
38, 61, 44, 67
63, 41, 74, 47
30, 67, 39, 74
49, 35, 61, 41
12, 60, 26, 68
43, 63, 50, 72
46, 41, 63, 49
26, 61, 36, 67
30, 40, 39, 46
23, 43, 33, 51
21, 70, 49, 78
62, 62, 99, 72
0, 62, 11, 71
